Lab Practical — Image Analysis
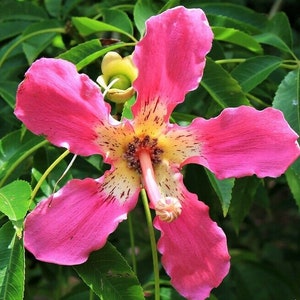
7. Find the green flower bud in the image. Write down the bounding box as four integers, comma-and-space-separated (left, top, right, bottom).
97, 52, 138, 104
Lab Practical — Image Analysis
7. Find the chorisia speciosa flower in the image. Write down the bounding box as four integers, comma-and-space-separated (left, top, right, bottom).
15, 6, 299, 300
97, 51, 138, 103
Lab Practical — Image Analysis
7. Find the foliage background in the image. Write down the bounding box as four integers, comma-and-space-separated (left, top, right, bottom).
0, 0, 300, 299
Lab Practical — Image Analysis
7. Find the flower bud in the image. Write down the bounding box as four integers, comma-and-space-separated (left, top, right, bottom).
97, 51, 138, 103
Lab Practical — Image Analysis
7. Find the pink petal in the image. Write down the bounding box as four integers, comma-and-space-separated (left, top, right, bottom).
154, 189, 230, 300
15, 58, 112, 156
185, 106, 300, 179
24, 169, 140, 265
132, 6, 213, 122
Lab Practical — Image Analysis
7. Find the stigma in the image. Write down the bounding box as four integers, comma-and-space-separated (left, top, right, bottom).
155, 197, 182, 222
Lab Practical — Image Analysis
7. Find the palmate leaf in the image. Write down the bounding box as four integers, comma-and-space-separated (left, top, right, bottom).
0, 222, 25, 300
212, 27, 263, 54
0, 180, 31, 221
205, 170, 235, 217
228, 177, 261, 232
0, 81, 18, 109
133, 0, 157, 37
0, 0, 47, 22
58, 39, 130, 71
231, 56, 282, 93
273, 69, 300, 208
72, 17, 135, 42
101, 9, 134, 37
0, 130, 46, 186
74, 242, 144, 300
201, 57, 249, 108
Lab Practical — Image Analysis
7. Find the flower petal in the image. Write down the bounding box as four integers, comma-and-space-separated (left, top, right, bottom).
24, 170, 140, 265
154, 178, 230, 300
132, 6, 213, 122
15, 58, 112, 156
178, 106, 300, 179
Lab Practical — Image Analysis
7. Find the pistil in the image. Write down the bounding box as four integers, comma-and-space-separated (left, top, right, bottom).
139, 150, 182, 222
139, 150, 161, 206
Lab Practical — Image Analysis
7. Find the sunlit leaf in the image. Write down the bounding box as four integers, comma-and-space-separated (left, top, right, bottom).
213, 27, 263, 54
72, 17, 135, 41
102, 8, 133, 37
0, 222, 25, 300
133, 0, 157, 37
0, 180, 31, 221
74, 242, 144, 300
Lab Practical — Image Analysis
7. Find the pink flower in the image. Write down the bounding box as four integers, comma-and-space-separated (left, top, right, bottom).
15, 6, 299, 300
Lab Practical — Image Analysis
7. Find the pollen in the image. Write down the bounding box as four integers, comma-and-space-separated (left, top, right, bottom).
123, 135, 164, 173
155, 197, 182, 222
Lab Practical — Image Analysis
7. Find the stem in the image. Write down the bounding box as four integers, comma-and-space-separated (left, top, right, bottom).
128, 213, 137, 273
30, 149, 70, 205
141, 189, 160, 300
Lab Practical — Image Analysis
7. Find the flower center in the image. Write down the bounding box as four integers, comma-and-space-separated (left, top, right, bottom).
123, 135, 163, 173
124, 136, 181, 222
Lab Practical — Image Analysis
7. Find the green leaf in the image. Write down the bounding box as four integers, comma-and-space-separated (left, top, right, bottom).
273, 69, 300, 135
58, 39, 130, 71
72, 17, 135, 41
0, 81, 18, 108
254, 33, 293, 56
213, 26, 263, 54
205, 170, 235, 216
266, 12, 293, 49
254, 14, 294, 56
0, 20, 64, 68
0, 222, 25, 300
133, 0, 157, 37
201, 57, 249, 108
0, 0, 48, 21
207, 14, 261, 35
231, 56, 282, 92
74, 242, 144, 300
229, 177, 261, 231
45, 0, 62, 18
273, 69, 300, 207
198, 3, 267, 31
0, 130, 46, 186
21, 20, 64, 64
0, 180, 31, 221
0, 21, 33, 42
102, 8, 133, 37
285, 160, 300, 209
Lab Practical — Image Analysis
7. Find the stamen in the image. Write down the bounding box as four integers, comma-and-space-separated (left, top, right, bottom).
155, 197, 182, 222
